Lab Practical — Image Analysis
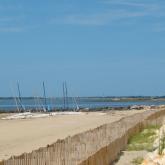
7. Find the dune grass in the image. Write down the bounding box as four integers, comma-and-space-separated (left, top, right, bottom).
127, 125, 160, 151
158, 131, 165, 155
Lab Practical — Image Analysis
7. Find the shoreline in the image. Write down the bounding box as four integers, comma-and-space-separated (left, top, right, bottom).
0, 104, 163, 114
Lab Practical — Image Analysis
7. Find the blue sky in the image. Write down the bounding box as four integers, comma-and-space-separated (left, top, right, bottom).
0, 0, 165, 97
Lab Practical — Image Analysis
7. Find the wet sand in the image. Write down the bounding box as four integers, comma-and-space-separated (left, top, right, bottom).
0, 110, 145, 161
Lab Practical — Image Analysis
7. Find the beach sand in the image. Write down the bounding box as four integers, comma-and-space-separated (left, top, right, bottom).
0, 110, 145, 161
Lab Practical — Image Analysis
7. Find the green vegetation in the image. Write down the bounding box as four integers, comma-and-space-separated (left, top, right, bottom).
131, 157, 144, 165
158, 131, 165, 155
127, 125, 160, 151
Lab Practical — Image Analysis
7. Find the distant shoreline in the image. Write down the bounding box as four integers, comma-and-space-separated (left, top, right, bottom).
0, 96, 165, 101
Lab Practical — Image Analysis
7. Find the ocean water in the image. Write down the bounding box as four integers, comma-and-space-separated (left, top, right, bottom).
0, 97, 165, 112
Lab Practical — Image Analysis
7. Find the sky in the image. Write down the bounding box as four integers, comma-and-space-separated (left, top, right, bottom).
0, 0, 165, 97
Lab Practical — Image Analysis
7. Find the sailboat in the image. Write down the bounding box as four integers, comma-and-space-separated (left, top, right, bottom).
17, 82, 26, 112
10, 83, 22, 112
43, 81, 50, 112
73, 97, 80, 111
62, 81, 69, 110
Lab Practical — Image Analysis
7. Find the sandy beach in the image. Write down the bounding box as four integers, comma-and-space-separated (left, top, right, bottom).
0, 110, 145, 161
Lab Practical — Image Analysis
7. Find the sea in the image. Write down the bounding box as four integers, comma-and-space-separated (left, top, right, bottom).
0, 97, 165, 112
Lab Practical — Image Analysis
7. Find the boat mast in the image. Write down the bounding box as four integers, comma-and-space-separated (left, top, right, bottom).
62, 81, 69, 110
65, 81, 69, 110
63, 82, 66, 110
17, 82, 25, 111
73, 97, 80, 111
43, 81, 47, 111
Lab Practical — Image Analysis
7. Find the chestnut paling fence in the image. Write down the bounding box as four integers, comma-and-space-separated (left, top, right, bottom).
0, 109, 165, 165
